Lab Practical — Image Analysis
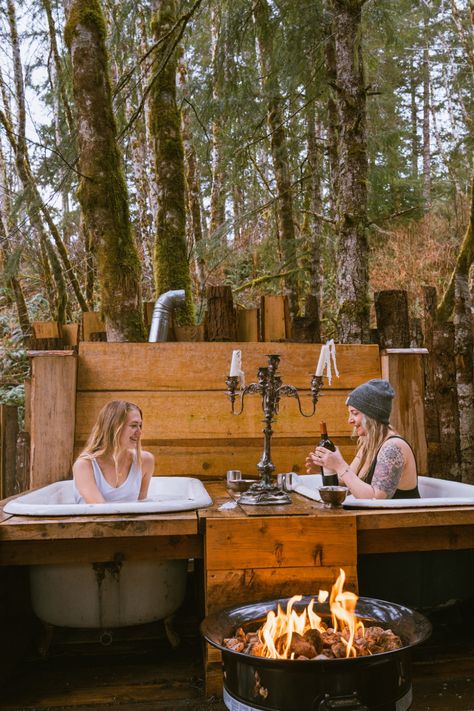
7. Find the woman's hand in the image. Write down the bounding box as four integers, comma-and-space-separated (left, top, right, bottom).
305, 452, 320, 474
312, 446, 346, 472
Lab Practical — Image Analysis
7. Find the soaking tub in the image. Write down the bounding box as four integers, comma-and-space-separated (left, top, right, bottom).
3, 477, 212, 629
290, 473, 474, 507
3, 476, 212, 516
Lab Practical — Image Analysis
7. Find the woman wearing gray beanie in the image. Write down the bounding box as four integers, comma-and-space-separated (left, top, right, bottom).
305, 379, 420, 499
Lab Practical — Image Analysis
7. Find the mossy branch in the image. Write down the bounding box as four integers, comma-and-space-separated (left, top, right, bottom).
437, 172, 474, 322
233, 268, 300, 294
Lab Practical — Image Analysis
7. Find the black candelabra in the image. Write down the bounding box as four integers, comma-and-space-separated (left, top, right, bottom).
225, 354, 323, 505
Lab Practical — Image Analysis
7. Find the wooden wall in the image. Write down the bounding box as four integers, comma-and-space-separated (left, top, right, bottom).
73, 342, 381, 480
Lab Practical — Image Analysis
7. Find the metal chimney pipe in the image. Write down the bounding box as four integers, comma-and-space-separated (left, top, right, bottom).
148, 289, 186, 342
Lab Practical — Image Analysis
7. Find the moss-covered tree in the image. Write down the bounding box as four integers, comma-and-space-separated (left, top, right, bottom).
65, 0, 145, 341
332, 0, 370, 343
149, 0, 194, 325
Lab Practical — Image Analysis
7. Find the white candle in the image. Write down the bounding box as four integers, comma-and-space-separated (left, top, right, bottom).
315, 345, 327, 376
229, 349, 242, 377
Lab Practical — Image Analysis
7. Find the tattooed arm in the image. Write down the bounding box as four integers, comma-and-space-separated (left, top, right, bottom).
335, 441, 404, 499
371, 442, 405, 499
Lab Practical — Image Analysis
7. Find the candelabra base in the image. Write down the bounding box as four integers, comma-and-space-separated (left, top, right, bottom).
238, 481, 291, 506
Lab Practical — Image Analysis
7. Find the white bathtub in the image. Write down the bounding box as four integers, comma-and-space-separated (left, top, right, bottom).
3, 476, 212, 516
291, 474, 474, 508
3, 477, 212, 629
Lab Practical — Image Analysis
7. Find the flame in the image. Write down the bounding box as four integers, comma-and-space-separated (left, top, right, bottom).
259, 569, 364, 659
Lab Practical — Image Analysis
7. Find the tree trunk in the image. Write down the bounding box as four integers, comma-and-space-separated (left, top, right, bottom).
332, 0, 370, 343
454, 271, 474, 483
205, 285, 237, 341
2, 0, 87, 316
253, 0, 299, 318
0, 142, 30, 338
209, 3, 226, 236
422, 13, 431, 212
149, 0, 195, 326
437, 173, 474, 321
65, 0, 145, 341
304, 103, 322, 339
374, 290, 410, 349
431, 322, 461, 480
324, 0, 339, 231
410, 58, 418, 180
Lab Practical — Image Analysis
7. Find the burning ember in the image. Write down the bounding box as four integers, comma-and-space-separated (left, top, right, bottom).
223, 569, 402, 660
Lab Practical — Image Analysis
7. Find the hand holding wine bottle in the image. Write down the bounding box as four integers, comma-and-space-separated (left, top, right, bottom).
305, 422, 346, 481
317, 422, 338, 486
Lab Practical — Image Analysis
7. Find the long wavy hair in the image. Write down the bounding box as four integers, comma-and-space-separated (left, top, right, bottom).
353, 414, 394, 480
80, 400, 143, 472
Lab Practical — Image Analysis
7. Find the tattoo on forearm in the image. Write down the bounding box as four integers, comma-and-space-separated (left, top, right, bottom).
372, 443, 404, 497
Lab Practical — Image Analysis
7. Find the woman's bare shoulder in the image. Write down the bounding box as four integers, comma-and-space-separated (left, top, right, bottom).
140, 450, 155, 469
72, 456, 93, 475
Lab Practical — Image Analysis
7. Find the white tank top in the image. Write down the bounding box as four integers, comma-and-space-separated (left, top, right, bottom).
73, 454, 142, 503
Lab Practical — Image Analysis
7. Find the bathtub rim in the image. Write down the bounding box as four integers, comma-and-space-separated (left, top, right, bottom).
3, 476, 213, 516
292, 474, 474, 508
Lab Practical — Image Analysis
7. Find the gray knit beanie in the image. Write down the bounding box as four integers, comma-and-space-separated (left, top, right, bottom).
346, 379, 395, 425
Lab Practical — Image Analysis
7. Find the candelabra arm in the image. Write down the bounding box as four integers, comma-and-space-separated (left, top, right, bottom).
277, 375, 324, 417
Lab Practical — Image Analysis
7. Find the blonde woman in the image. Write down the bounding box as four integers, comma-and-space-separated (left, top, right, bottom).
73, 400, 154, 504
306, 379, 419, 499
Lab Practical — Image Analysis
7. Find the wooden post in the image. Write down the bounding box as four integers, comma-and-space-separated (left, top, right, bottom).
381, 349, 429, 475
374, 290, 410, 348
236, 307, 259, 342
0, 405, 19, 499
31, 321, 64, 350
61, 323, 80, 348
261, 295, 291, 341
82, 312, 106, 342
29, 351, 77, 488
205, 286, 237, 341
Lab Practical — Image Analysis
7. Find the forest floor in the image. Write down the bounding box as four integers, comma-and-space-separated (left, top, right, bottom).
0, 594, 473, 711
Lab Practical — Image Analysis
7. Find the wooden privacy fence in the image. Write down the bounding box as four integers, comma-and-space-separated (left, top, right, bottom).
23, 342, 428, 490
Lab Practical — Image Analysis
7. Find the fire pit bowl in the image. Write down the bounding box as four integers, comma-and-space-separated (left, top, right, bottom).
201, 595, 431, 711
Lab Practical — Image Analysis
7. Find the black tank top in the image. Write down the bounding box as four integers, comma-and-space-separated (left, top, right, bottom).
365, 435, 420, 499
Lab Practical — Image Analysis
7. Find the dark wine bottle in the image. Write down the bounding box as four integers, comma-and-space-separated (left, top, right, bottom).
319, 421, 338, 486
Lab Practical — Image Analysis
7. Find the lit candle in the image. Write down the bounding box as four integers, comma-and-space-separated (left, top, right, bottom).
229, 349, 242, 377
315, 345, 327, 376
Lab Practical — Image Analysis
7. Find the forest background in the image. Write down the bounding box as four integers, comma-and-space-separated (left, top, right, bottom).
0, 0, 473, 410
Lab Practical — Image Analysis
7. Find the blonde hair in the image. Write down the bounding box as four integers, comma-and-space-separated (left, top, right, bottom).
80, 400, 143, 473
354, 414, 394, 480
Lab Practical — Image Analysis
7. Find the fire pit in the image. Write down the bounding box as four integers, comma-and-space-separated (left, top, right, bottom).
201, 575, 431, 711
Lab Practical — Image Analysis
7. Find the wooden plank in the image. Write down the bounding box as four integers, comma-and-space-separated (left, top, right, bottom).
0, 534, 202, 566
358, 524, 474, 554
261, 295, 288, 341
82, 312, 106, 341
0, 405, 18, 499
381, 349, 428, 474
29, 352, 77, 487
205, 516, 357, 570
77, 342, 381, 391
75, 391, 357, 441
0, 510, 198, 541
236, 308, 259, 342
355, 506, 474, 529
205, 565, 358, 613
61, 323, 80, 347
32, 321, 62, 339
72, 440, 358, 479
